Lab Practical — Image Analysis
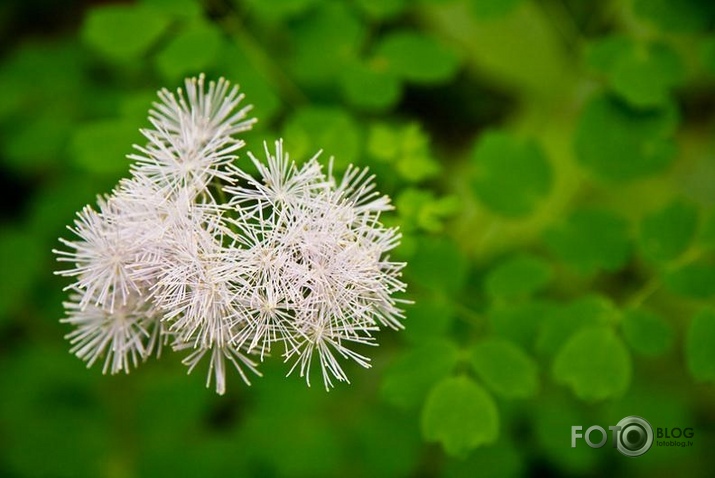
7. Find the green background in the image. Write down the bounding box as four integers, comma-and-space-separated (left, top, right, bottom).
2, 0, 715, 476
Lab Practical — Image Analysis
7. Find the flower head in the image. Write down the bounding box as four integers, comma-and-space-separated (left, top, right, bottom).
224, 140, 407, 388
55, 75, 407, 394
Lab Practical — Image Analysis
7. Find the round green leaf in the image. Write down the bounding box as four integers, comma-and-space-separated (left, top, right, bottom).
407, 236, 468, 293
490, 301, 554, 351
552, 327, 632, 401
82, 4, 171, 62
4, 112, 73, 172
544, 208, 630, 274
664, 263, 715, 299
282, 107, 361, 169
367, 122, 441, 182
340, 61, 401, 111
70, 119, 141, 174
217, 43, 282, 123
470, 338, 539, 399
536, 295, 615, 356
621, 308, 673, 357
587, 36, 683, 108
639, 199, 698, 263
686, 308, 715, 382
574, 94, 678, 182
381, 340, 460, 410
289, 3, 365, 85
610, 43, 683, 108
485, 254, 552, 299
585, 34, 630, 73
471, 131, 552, 217
396, 189, 459, 233
155, 22, 223, 80
374, 31, 460, 84
421, 376, 499, 457
402, 298, 455, 343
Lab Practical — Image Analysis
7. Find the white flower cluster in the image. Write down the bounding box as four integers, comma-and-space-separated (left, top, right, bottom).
55, 75, 406, 394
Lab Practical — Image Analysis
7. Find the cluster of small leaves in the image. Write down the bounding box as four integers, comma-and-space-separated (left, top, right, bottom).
3, 0, 715, 476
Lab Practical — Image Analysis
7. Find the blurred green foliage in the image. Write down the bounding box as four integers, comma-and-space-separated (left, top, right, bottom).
2, 0, 715, 476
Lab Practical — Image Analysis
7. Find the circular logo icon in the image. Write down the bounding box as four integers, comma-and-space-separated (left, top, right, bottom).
616, 416, 653, 457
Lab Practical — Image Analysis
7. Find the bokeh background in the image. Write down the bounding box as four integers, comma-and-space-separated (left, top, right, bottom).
2, 0, 715, 476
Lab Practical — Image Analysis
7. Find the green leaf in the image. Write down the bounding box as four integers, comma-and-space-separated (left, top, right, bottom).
374, 31, 460, 84
289, 3, 365, 85
402, 298, 455, 343
407, 236, 468, 292
3, 112, 73, 172
82, 4, 171, 62
552, 327, 632, 400
574, 94, 678, 182
639, 199, 698, 263
421, 376, 499, 456
396, 189, 460, 233
664, 263, 715, 299
381, 340, 460, 410
536, 295, 615, 355
686, 308, 715, 382
0, 41, 87, 122
70, 119, 141, 174
469, 0, 523, 18
367, 122, 441, 182
217, 43, 282, 123
490, 301, 554, 351
485, 254, 552, 299
367, 122, 400, 163
339, 61, 401, 112
587, 36, 683, 108
470, 338, 539, 399
632, 0, 715, 33
282, 107, 361, 169
621, 308, 673, 357
585, 34, 630, 73
471, 131, 552, 217
544, 208, 630, 274
154, 22, 223, 80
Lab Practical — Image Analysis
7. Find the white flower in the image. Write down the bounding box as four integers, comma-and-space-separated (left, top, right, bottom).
62, 291, 164, 374
128, 74, 256, 195
56, 75, 407, 394
54, 199, 143, 313
224, 140, 407, 389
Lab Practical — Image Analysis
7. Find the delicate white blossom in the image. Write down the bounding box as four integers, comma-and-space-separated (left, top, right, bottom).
55, 74, 407, 394
61, 291, 164, 375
